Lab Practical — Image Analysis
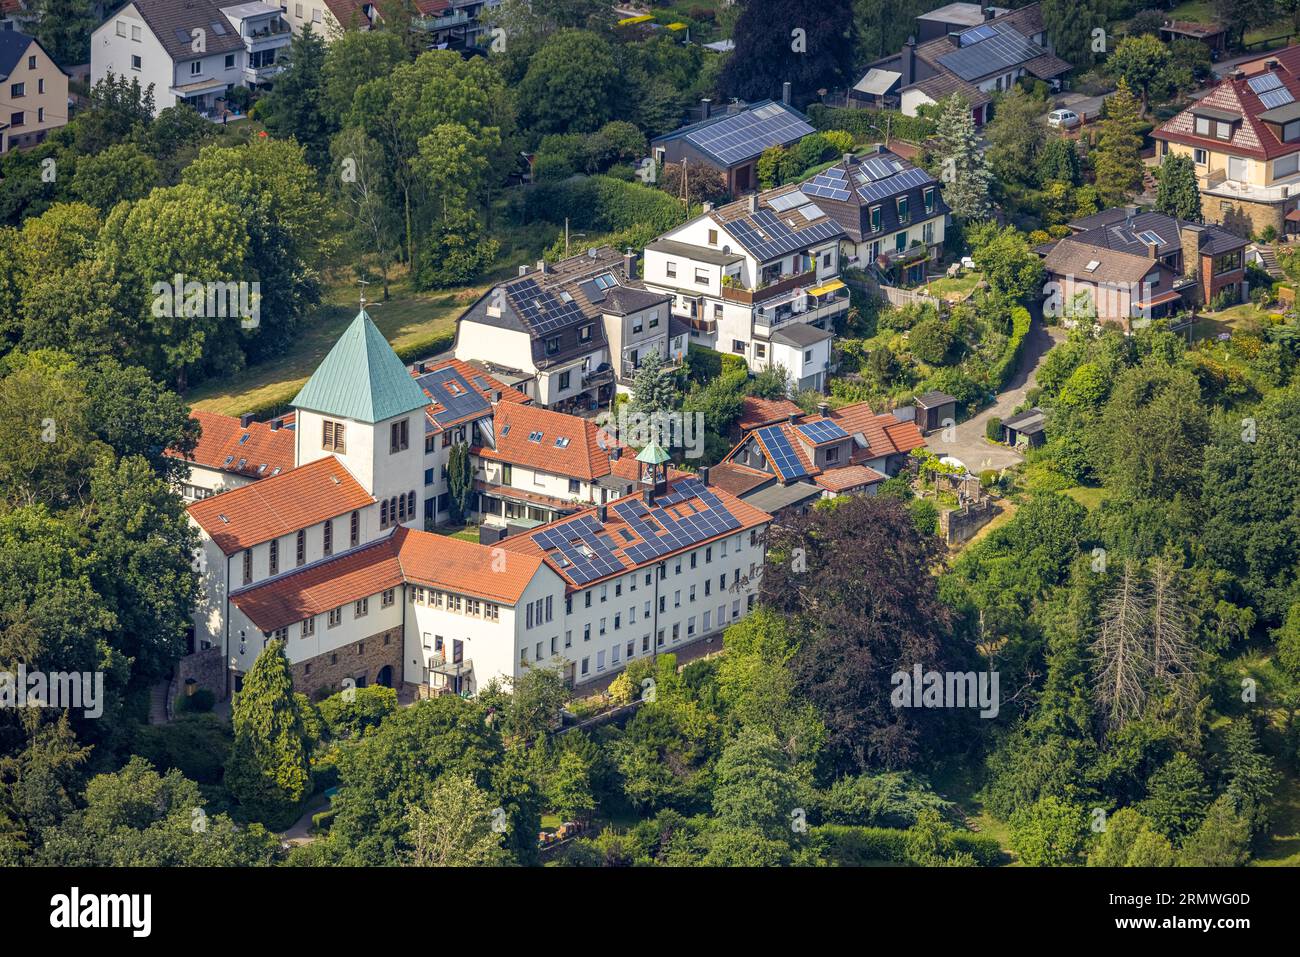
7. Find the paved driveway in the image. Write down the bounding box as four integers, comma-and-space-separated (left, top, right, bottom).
926, 320, 1065, 473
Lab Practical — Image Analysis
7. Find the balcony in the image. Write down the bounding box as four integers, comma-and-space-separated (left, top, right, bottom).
753, 283, 850, 335
414, 11, 474, 32
721, 269, 817, 306
1202, 169, 1296, 203
582, 364, 615, 387
428, 654, 472, 679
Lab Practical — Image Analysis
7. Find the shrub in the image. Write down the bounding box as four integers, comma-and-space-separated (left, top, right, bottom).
979, 468, 999, 488
806, 104, 937, 144
814, 824, 1003, 866
985, 417, 1002, 442
176, 688, 215, 713
132, 714, 232, 785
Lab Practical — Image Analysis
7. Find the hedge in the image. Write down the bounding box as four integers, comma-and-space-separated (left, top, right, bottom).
989, 306, 1032, 391
814, 824, 1004, 866
521, 174, 686, 237
806, 104, 937, 145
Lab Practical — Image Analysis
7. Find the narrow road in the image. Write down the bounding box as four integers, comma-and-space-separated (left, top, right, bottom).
928, 319, 1065, 473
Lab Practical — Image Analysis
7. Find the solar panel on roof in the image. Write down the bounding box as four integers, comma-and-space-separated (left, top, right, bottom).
769, 191, 807, 212
938, 25, 1042, 82
959, 23, 997, 45
1136, 230, 1164, 246
729, 210, 841, 262
1249, 72, 1284, 94
686, 103, 817, 167
802, 179, 852, 202
417, 366, 490, 425
796, 420, 849, 444
1259, 87, 1296, 109
755, 426, 809, 480
857, 165, 932, 204
796, 203, 825, 220
861, 157, 897, 181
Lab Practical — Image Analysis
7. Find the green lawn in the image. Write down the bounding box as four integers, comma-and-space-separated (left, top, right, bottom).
187, 274, 470, 416
921, 271, 983, 303
1061, 485, 1109, 510
433, 523, 482, 543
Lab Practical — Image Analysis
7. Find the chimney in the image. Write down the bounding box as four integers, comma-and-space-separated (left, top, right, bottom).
1180, 223, 1204, 280
902, 36, 916, 87
782, 81, 791, 106
492, 389, 502, 402
748, 194, 759, 213
1267, 58, 1281, 71
700, 465, 710, 485
240, 413, 255, 428
703, 201, 714, 212
597, 503, 607, 523
643, 487, 655, 507
818, 401, 830, 416
1124, 204, 1138, 225
623, 247, 637, 280
842, 152, 854, 168
788, 411, 800, 424
947, 31, 962, 46
537, 259, 548, 274
417, 361, 428, 373
984, 5, 995, 20
270, 417, 283, 431
518, 264, 529, 277
610, 446, 621, 461
1145, 240, 1159, 259
701, 97, 711, 120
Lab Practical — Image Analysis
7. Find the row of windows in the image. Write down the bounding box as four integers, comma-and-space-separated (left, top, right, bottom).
522, 597, 756, 670
380, 492, 417, 529
411, 586, 501, 622
278, 588, 396, 640
8, 77, 46, 98
240, 509, 360, 585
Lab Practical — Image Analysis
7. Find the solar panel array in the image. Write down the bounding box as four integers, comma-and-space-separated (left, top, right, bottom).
796, 420, 849, 444
416, 366, 491, 427
530, 478, 743, 583
1248, 72, 1284, 94
755, 426, 809, 479
505, 276, 588, 335
687, 102, 817, 166
959, 23, 997, 46
728, 209, 841, 262
858, 165, 933, 204
938, 25, 1042, 82
613, 479, 742, 566
1260, 86, 1296, 109
769, 191, 808, 212
802, 166, 853, 202
861, 156, 901, 182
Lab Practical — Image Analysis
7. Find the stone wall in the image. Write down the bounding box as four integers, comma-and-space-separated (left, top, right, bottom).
291, 625, 403, 701
940, 496, 996, 546
1206, 195, 1285, 239
175, 646, 226, 702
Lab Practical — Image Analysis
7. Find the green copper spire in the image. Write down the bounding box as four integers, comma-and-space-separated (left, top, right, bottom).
292, 310, 428, 424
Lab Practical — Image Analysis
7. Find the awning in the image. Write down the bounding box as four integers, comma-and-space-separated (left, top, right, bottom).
169, 78, 228, 96
1286, 208, 1300, 222
1136, 290, 1183, 308
854, 68, 901, 96
807, 278, 846, 297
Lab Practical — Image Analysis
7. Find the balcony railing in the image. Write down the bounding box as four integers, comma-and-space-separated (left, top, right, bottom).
1202, 169, 1295, 202
428, 654, 472, 679
721, 269, 817, 305
754, 287, 850, 335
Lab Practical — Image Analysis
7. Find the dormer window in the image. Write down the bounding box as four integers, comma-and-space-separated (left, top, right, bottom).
579, 324, 593, 342
1217, 121, 1232, 140
923, 187, 935, 214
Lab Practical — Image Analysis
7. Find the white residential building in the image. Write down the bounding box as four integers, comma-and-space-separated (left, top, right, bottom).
455, 247, 688, 412
642, 189, 849, 391
91, 0, 291, 116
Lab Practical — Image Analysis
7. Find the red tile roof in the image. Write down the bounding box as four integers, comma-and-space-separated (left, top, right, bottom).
396, 525, 545, 604
188, 457, 374, 555
168, 410, 296, 481
829, 402, 926, 461
814, 464, 886, 492
737, 395, 804, 431
498, 478, 771, 590
475, 403, 630, 482
1155, 62, 1300, 161
231, 533, 404, 632
707, 462, 772, 497
230, 525, 548, 631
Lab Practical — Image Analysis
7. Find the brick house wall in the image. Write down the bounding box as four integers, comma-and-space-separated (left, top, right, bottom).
290, 624, 403, 700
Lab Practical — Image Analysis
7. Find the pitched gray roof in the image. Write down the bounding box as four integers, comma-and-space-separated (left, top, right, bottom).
129, 0, 245, 62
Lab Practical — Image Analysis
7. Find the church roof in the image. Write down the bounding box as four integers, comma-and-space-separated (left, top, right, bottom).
291, 310, 429, 424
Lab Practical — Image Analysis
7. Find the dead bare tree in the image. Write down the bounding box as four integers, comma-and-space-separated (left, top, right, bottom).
1093, 561, 1152, 730
1148, 557, 1200, 707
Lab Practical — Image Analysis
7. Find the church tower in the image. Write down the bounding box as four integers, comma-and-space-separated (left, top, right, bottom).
291, 307, 429, 533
